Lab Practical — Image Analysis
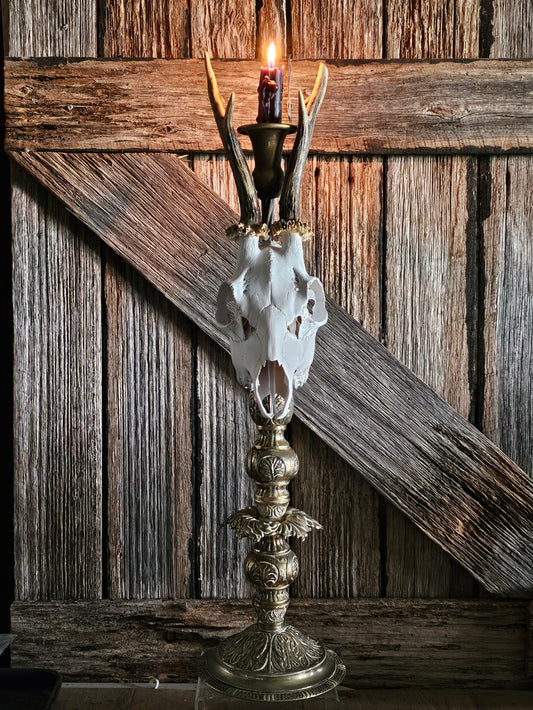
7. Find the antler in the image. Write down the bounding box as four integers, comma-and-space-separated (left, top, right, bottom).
279, 63, 328, 221
205, 54, 262, 226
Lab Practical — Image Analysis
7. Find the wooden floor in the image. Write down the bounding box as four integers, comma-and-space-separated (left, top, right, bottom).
54, 684, 533, 709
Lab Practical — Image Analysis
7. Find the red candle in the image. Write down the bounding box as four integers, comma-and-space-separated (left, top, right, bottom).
257, 42, 284, 123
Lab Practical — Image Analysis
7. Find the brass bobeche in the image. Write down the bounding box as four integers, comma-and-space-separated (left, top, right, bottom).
199, 394, 345, 702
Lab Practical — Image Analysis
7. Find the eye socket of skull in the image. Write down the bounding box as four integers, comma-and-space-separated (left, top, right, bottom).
215, 281, 234, 326
287, 316, 302, 338
307, 278, 327, 325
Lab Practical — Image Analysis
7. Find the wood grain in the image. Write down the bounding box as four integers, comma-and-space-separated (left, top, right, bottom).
290, 0, 384, 601
482, 158, 533, 480
9, 0, 103, 600
105, 260, 193, 599
482, 1, 533, 480
192, 155, 255, 598
382, 0, 479, 599
100, 0, 190, 58
256, 0, 287, 59
490, 0, 533, 59
189, 1, 256, 59
5, 58, 533, 154
291, 156, 383, 598
100, 0, 196, 602
12, 165, 103, 600
188, 4, 259, 599
10, 599, 531, 688
291, 0, 383, 59
386, 0, 479, 59
8, 0, 97, 57
10, 149, 533, 597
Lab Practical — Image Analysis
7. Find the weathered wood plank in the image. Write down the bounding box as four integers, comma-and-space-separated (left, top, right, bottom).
194, 335, 254, 598
189, 2, 256, 59
291, 0, 383, 60
291, 422, 382, 598
12, 165, 103, 600
189, 3, 258, 599
10, 149, 533, 597
256, 0, 287, 61
8, 0, 97, 57
386, 0, 479, 59
290, 0, 383, 600
291, 157, 383, 598
382, 0, 480, 599
100, 0, 190, 58
10, 599, 531, 688
490, 0, 533, 59
384, 156, 478, 597
5, 58, 533, 154
192, 155, 255, 598
9, 0, 102, 600
311, 156, 382, 335
105, 260, 194, 598
100, 0, 195, 601
483, 157, 533, 479
482, 1, 533, 481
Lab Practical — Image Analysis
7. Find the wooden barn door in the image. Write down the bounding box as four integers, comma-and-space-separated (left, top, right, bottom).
7, 0, 533, 688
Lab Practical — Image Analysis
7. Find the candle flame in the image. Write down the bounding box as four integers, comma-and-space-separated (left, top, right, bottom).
267, 42, 276, 67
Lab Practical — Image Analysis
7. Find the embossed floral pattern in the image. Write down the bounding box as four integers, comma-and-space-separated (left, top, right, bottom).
259, 455, 286, 480
219, 624, 324, 673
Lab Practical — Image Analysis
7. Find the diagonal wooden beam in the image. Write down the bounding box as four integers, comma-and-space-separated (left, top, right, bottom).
5, 58, 533, 154
10, 150, 533, 597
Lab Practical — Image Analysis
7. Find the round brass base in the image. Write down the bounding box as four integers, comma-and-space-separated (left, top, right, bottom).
199, 624, 345, 702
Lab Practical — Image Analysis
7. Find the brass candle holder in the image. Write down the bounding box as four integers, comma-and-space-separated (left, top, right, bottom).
199, 55, 345, 703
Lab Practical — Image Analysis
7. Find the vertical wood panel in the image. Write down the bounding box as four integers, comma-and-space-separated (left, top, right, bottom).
291, 0, 382, 59
12, 167, 103, 599
386, 0, 479, 59
189, 1, 256, 59
190, 4, 258, 598
384, 155, 478, 596
257, 0, 287, 58
195, 338, 254, 598
102, 2, 194, 598
10, 0, 97, 57
192, 154, 255, 598
383, 0, 478, 596
483, 1, 533, 480
490, 0, 533, 58
10, 0, 102, 600
483, 157, 533, 478
101, 0, 189, 57
386, 157, 473, 417
105, 261, 193, 598
290, 1, 383, 598
313, 157, 383, 336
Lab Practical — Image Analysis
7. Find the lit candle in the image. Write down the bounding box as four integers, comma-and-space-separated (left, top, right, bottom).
257, 42, 284, 123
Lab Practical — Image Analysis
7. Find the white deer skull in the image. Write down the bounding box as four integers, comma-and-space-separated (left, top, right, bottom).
216, 229, 327, 419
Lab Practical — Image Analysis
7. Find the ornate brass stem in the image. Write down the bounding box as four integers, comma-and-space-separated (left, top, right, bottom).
199, 395, 345, 702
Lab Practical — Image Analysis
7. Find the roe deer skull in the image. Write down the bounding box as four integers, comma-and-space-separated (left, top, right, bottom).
216, 229, 327, 419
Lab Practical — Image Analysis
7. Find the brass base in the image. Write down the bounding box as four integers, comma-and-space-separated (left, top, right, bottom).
199, 623, 345, 702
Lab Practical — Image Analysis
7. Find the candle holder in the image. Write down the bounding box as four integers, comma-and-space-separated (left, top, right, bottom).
237, 123, 296, 224
199, 55, 345, 703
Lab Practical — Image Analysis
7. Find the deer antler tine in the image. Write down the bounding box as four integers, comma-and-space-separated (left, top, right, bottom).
305, 62, 328, 113
280, 63, 328, 222
205, 52, 226, 117
205, 54, 261, 226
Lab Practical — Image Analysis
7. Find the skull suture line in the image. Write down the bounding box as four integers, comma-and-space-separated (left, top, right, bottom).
216, 229, 327, 419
